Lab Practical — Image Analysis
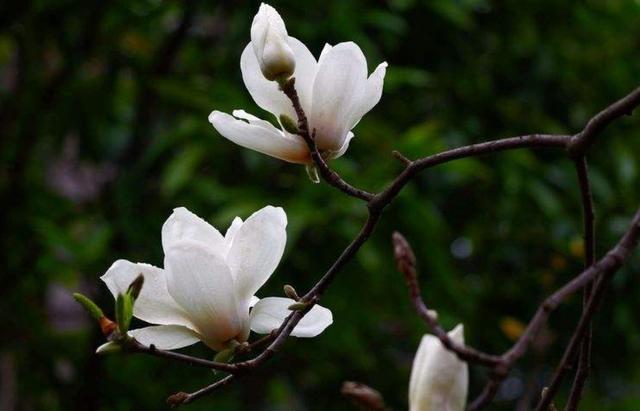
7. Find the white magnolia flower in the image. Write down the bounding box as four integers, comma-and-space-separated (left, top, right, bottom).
99, 206, 332, 352
409, 325, 469, 411
251, 3, 296, 81
209, 3, 387, 164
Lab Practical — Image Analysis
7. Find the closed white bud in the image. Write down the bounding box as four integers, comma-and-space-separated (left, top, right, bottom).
250, 3, 295, 81
409, 324, 469, 411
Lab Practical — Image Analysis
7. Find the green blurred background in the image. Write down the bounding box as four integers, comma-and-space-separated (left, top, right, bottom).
2, 0, 640, 409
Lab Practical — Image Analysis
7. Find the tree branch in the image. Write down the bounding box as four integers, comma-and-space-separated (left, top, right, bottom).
122, 83, 640, 407
567, 86, 640, 157
280, 78, 375, 202
392, 231, 502, 367
565, 157, 596, 410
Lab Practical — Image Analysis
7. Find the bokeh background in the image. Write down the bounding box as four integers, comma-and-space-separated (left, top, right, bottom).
2, 0, 640, 410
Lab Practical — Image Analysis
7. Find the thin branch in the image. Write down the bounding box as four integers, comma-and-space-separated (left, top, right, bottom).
567, 86, 640, 157
128, 341, 239, 374
280, 78, 375, 202
534, 275, 611, 411
470, 207, 640, 410
392, 231, 502, 367
370, 134, 569, 210
565, 157, 596, 410
467, 379, 501, 411
167, 375, 235, 407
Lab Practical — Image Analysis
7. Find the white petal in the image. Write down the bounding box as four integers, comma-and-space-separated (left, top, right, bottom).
409, 324, 468, 411
327, 131, 354, 160
317, 43, 333, 66
227, 206, 287, 303
288, 37, 320, 113
161, 207, 226, 255
240, 37, 317, 120
164, 241, 244, 348
101, 260, 194, 328
309, 42, 368, 153
349, 62, 387, 129
128, 325, 201, 350
209, 110, 310, 164
232, 109, 276, 129
225, 216, 244, 245
249, 296, 260, 308
249, 297, 333, 337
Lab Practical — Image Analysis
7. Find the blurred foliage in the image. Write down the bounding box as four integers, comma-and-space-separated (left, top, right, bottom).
1, 0, 640, 410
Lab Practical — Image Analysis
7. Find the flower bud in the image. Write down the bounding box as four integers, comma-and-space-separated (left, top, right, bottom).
115, 293, 134, 335
409, 324, 468, 411
250, 3, 296, 81
283, 284, 300, 300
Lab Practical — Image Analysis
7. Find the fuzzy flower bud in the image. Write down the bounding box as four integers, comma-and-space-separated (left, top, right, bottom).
250, 3, 296, 81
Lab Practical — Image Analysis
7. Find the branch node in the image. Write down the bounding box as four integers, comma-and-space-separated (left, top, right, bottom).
392, 150, 412, 166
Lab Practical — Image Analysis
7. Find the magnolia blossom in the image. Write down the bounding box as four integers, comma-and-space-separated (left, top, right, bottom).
409, 325, 469, 411
99, 206, 332, 352
250, 3, 296, 81
209, 3, 387, 164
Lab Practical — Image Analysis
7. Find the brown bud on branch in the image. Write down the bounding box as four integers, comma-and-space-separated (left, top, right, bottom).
341, 381, 386, 411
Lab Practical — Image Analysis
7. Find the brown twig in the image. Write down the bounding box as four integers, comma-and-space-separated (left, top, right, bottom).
167, 375, 236, 407
392, 232, 502, 367
341, 381, 387, 411
567, 87, 640, 157
280, 78, 375, 202
565, 157, 596, 410
391, 206, 640, 411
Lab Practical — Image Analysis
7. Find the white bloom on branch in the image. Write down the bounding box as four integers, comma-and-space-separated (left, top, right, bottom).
251, 3, 296, 81
99, 206, 332, 352
409, 324, 468, 411
209, 3, 387, 164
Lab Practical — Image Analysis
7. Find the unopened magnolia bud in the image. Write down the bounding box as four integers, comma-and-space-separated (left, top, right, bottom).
167, 392, 189, 407
409, 324, 468, 411
392, 231, 416, 273
251, 3, 296, 81
283, 284, 300, 300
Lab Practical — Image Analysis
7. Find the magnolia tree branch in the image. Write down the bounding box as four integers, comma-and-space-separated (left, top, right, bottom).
139, 83, 639, 407
280, 78, 374, 202
392, 206, 640, 411
565, 157, 596, 410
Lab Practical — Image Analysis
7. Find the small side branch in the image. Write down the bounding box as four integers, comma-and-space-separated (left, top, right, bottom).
392, 232, 502, 367
167, 375, 236, 408
565, 157, 597, 410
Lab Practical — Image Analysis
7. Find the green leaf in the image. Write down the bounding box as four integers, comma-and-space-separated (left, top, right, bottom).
73, 293, 104, 321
